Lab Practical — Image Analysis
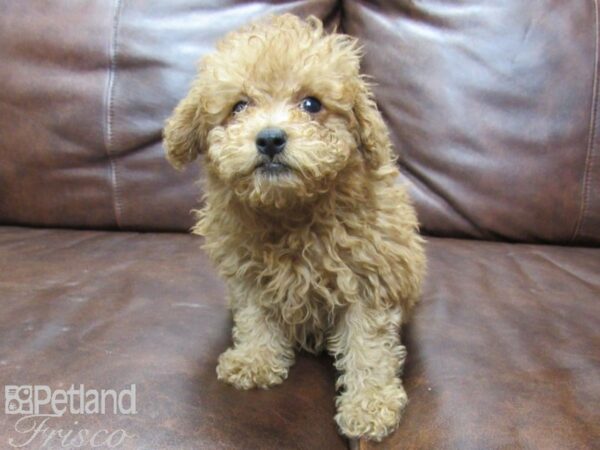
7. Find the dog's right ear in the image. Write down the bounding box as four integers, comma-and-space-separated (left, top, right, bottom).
163, 83, 206, 170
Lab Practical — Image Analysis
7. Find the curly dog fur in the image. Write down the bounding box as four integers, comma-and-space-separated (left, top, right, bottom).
164, 14, 426, 442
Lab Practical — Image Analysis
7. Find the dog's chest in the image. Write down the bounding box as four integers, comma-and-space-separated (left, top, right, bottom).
258, 249, 339, 351
253, 233, 353, 329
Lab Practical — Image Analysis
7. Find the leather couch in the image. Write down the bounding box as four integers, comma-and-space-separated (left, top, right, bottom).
1, 1, 598, 449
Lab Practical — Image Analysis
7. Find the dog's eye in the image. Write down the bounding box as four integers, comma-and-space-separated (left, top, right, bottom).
300, 97, 322, 114
232, 100, 248, 114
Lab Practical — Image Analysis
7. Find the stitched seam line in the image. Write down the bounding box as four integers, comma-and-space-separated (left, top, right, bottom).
572, 0, 599, 241
104, 0, 123, 229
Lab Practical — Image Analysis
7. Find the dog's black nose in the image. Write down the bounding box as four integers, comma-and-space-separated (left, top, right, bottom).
256, 127, 287, 158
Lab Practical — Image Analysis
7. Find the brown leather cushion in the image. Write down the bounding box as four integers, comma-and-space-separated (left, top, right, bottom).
0, 1, 340, 231
0, 227, 345, 450
2, 1, 598, 244
345, 0, 600, 245
1, 227, 598, 448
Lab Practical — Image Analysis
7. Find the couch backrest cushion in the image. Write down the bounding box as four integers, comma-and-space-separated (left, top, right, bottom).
345, 0, 600, 244
0, 2, 117, 229
1, 1, 598, 244
0, 0, 340, 231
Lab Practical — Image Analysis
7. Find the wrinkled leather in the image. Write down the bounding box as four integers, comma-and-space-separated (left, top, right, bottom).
0, 1, 116, 228
0, 0, 339, 231
345, 0, 600, 244
1, 1, 598, 243
0, 227, 346, 450
365, 237, 600, 449
0, 227, 598, 449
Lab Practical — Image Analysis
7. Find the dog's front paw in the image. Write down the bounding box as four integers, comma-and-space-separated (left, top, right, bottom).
335, 383, 408, 441
216, 347, 290, 390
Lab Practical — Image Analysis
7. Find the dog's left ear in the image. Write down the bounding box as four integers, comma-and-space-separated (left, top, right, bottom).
163, 83, 206, 170
353, 80, 395, 169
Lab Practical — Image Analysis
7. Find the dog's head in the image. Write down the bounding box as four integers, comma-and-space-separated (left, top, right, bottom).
164, 14, 394, 210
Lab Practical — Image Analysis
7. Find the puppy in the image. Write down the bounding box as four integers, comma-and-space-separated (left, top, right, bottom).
164, 14, 425, 442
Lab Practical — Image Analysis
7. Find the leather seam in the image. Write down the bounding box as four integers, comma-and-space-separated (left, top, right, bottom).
572, 0, 599, 241
104, 0, 124, 229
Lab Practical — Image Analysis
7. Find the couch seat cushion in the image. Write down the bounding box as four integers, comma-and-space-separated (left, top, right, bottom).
0, 227, 344, 450
362, 238, 600, 449
0, 227, 598, 449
